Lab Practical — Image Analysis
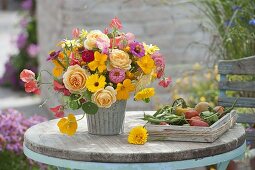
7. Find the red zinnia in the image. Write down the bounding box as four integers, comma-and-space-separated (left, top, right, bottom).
82, 50, 94, 62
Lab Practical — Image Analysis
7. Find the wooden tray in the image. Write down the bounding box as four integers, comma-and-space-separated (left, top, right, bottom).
145, 110, 238, 143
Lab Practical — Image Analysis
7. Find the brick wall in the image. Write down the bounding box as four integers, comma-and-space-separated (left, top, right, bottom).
37, 0, 210, 110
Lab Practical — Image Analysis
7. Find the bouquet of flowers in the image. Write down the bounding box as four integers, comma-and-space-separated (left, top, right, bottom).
20, 17, 170, 136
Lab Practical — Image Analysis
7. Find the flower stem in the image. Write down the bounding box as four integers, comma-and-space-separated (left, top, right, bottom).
76, 113, 86, 121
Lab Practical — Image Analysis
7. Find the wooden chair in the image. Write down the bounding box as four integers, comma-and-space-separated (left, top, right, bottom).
218, 56, 255, 147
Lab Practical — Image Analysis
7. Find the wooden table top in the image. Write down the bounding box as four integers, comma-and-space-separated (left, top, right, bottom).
24, 111, 246, 163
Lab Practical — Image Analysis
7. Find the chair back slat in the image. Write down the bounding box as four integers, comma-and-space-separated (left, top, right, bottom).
218, 56, 255, 108
218, 56, 255, 75
237, 114, 255, 124
218, 56, 255, 147
219, 81, 255, 92
218, 97, 255, 108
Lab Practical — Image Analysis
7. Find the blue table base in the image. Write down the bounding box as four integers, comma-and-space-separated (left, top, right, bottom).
24, 142, 246, 170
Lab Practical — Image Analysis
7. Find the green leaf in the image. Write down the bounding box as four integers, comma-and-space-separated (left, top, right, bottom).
70, 94, 81, 100
82, 102, 98, 114
69, 100, 81, 110
83, 91, 92, 101
63, 96, 70, 104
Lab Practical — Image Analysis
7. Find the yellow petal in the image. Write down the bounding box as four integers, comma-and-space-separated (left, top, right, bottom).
101, 54, 108, 62
116, 90, 129, 100
88, 61, 98, 71
98, 65, 106, 73
94, 51, 101, 61
57, 118, 68, 134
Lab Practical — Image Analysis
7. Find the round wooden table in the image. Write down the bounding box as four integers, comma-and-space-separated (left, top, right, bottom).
24, 111, 246, 170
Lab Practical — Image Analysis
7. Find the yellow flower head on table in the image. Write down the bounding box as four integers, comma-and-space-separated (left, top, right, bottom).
137, 55, 155, 75
128, 126, 148, 145
57, 114, 78, 136
116, 79, 135, 100
134, 88, 155, 101
85, 74, 106, 92
88, 51, 107, 73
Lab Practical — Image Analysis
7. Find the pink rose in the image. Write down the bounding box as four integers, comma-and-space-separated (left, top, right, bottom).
20, 69, 35, 83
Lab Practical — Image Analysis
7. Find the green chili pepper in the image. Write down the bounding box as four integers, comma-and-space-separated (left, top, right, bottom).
222, 97, 239, 115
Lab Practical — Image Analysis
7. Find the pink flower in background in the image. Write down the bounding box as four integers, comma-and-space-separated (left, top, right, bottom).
16, 33, 27, 49
72, 28, 80, 38
109, 68, 125, 84
82, 50, 94, 62
27, 44, 39, 57
20, 18, 28, 28
96, 37, 110, 54
110, 17, 122, 30
20, 69, 35, 82
50, 105, 64, 118
21, 0, 33, 10
158, 77, 172, 88
0, 109, 46, 153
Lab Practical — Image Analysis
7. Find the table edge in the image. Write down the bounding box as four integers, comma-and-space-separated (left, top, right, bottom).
23, 142, 246, 169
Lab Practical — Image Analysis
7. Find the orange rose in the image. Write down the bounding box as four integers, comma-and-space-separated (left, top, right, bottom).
63, 65, 90, 93
109, 49, 131, 71
92, 86, 116, 108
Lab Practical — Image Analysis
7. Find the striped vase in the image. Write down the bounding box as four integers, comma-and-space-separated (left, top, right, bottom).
86, 100, 127, 135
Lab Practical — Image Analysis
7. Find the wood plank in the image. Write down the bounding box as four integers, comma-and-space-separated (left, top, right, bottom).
219, 81, 255, 92
218, 97, 255, 108
218, 56, 255, 75
237, 113, 255, 124
23, 111, 246, 163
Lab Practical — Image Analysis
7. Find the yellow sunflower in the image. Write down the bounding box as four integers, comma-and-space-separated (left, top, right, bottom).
57, 114, 78, 136
85, 74, 106, 92
128, 126, 148, 145
134, 88, 155, 101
